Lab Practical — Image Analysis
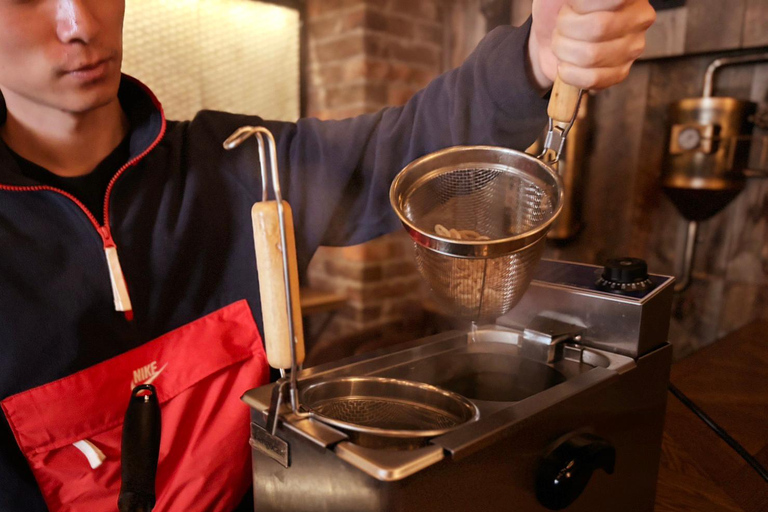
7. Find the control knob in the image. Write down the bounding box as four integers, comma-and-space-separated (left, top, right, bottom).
596, 257, 655, 293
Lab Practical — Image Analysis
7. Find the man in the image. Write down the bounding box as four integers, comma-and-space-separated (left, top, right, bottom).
0, 0, 655, 510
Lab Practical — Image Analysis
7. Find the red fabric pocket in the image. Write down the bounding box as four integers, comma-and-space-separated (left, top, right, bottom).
1, 300, 269, 512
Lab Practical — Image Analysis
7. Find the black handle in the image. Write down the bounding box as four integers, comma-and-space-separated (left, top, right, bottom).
535, 432, 616, 510
118, 384, 162, 512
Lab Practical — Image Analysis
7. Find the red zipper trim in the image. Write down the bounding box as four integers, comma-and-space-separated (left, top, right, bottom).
101, 76, 168, 237
0, 184, 102, 229
0, 76, 167, 243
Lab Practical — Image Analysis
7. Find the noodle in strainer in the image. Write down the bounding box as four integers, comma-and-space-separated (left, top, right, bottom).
389, 146, 564, 320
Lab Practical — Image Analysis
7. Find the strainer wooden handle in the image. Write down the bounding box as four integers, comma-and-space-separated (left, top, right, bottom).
252, 201, 305, 370
547, 78, 582, 124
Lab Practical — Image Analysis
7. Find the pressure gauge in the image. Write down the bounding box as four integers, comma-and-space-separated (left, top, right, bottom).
677, 127, 702, 151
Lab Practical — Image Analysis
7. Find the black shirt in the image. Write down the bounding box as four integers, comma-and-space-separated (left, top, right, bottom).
4, 136, 131, 221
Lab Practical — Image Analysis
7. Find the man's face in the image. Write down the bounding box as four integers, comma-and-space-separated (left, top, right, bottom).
0, 0, 125, 116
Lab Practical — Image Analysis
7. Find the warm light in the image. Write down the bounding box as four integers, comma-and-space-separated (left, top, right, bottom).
123, 0, 300, 121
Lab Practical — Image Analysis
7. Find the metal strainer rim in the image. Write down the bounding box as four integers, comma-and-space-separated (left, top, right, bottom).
301, 376, 480, 438
389, 145, 564, 258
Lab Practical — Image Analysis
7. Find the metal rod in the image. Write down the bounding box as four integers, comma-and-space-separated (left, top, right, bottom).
257, 138, 269, 203
223, 126, 302, 413
674, 220, 698, 293
476, 259, 489, 321
267, 380, 287, 436
703, 52, 768, 98
258, 130, 302, 413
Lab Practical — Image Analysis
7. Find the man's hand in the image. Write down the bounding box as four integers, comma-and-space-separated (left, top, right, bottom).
528, 0, 656, 91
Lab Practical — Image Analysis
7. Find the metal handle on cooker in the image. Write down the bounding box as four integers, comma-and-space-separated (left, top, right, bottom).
540, 78, 585, 164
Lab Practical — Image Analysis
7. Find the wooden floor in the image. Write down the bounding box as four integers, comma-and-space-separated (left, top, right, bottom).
655, 321, 768, 512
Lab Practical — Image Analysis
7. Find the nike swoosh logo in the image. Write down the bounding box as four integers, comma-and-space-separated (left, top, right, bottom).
141, 362, 168, 386
131, 362, 168, 390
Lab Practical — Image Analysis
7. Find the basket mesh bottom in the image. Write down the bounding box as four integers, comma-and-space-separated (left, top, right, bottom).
415, 237, 546, 319
312, 397, 462, 431
402, 166, 555, 319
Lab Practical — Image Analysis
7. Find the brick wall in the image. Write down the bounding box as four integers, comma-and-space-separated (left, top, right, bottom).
304, 0, 448, 359
306, 0, 444, 118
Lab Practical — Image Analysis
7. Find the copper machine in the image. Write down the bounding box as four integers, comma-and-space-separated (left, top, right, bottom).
662, 52, 768, 292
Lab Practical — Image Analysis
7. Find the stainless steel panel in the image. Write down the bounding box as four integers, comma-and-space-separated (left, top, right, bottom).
334, 443, 445, 481
498, 263, 674, 358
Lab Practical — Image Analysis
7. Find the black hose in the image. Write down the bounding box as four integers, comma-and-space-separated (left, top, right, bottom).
668, 383, 768, 483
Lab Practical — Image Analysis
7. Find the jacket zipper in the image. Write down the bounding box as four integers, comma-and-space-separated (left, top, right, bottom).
0, 121, 166, 319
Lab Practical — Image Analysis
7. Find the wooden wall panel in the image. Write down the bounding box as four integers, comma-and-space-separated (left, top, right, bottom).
748, 63, 768, 171
684, 0, 747, 54
750, 62, 768, 102
630, 56, 706, 260
546, 66, 652, 264
444, 0, 486, 70
717, 178, 768, 335
510, 0, 531, 27
743, 0, 768, 48
643, 7, 688, 60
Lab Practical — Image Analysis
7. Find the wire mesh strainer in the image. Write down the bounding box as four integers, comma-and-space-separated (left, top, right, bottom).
390, 146, 564, 320
301, 377, 479, 448
390, 79, 584, 320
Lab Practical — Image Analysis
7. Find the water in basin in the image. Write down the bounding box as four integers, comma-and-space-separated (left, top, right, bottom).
379, 351, 567, 402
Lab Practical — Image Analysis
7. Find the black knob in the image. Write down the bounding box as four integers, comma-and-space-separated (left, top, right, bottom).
536, 433, 616, 510
596, 257, 655, 293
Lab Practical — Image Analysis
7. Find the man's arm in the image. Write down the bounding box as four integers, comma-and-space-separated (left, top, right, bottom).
205, 0, 655, 270
267, 19, 546, 268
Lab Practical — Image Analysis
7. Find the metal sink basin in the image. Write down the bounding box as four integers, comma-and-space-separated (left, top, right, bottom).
374, 349, 568, 402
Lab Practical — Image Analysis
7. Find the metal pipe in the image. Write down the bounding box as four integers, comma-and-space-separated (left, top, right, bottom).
674, 220, 698, 293
703, 52, 768, 98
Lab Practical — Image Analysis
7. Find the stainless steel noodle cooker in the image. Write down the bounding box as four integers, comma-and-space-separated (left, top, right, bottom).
243, 258, 675, 512
232, 79, 674, 512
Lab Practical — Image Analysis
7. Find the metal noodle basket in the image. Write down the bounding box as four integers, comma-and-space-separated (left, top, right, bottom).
390, 81, 583, 320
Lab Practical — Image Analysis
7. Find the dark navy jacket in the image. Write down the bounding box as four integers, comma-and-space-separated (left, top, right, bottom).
0, 24, 547, 510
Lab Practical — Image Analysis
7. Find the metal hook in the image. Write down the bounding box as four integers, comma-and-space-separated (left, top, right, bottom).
539, 89, 585, 165
223, 126, 304, 415
223, 126, 283, 203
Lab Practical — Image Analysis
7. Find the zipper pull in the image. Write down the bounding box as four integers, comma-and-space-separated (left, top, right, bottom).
101, 228, 134, 319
